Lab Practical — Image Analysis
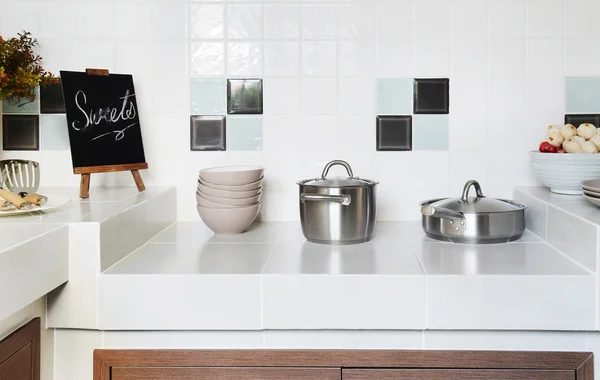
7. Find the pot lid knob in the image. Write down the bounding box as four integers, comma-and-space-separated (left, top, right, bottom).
321, 160, 354, 179
460, 180, 484, 203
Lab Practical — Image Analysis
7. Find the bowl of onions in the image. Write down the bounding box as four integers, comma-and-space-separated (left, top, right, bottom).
530, 123, 600, 195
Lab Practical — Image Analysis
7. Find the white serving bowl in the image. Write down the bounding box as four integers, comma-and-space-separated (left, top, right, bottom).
582, 179, 600, 193
197, 202, 261, 234
584, 189, 600, 198
197, 190, 262, 206
199, 176, 263, 191
530, 151, 600, 194
197, 182, 261, 199
199, 166, 264, 186
196, 192, 256, 208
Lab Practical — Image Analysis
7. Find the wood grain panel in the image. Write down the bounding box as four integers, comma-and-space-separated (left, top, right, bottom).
0, 344, 32, 380
93, 349, 593, 371
112, 366, 340, 380
0, 318, 39, 380
343, 368, 573, 380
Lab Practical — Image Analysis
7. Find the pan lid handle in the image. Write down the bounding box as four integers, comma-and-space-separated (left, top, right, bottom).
321, 160, 354, 179
460, 180, 484, 202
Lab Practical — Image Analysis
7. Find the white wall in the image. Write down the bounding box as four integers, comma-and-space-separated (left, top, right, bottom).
1, 0, 598, 221
0, 297, 54, 380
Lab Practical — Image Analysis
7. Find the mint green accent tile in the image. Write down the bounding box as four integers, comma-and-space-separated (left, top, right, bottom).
376, 78, 413, 115
412, 115, 449, 150
565, 77, 600, 113
40, 114, 70, 150
190, 78, 226, 114
227, 116, 263, 151
2, 88, 40, 114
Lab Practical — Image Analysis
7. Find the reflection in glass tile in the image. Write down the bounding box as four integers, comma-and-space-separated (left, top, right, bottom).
227, 5, 263, 39
265, 4, 300, 39
302, 41, 337, 76
190, 115, 226, 151
376, 115, 412, 151
190, 42, 225, 76
41, 114, 70, 150
302, 5, 337, 39
565, 114, 600, 128
227, 42, 263, 76
265, 42, 300, 76
189, 4, 224, 38
190, 79, 227, 115
227, 116, 263, 151
2, 88, 40, 114
227, 79, 263, 114
412, 115, 449, 150
2, 115, 40, 151
40, 81, 66, 114
414, 78, 450, 114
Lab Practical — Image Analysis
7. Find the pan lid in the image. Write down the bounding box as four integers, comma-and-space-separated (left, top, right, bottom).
429, 180, 525, 213
298, 160, 378, 188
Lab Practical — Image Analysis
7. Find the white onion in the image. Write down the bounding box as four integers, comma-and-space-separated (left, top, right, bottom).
563, 137, 583, 153
560, 124, 577, 139
578, 123, 597, 140
547, 132, 564, 147
546, 124, 561, 138
582, 140, 599, 153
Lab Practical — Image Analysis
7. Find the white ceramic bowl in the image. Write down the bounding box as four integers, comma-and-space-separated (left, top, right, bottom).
199, 166, 264, 186
197, 202, 261, 234
196, 192, 257, 208
530, 152, 600, 194
197, 190, 262, 206
584, 189, 600, 198
530, 151, 600, 164
582, 179, 600, 193
199, 176, 263, 191
197, 182, 261, 199
584, 194, 600, 207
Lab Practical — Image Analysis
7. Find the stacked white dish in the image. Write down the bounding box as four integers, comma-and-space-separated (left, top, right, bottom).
530, 151, 600, 194
581, 180, 600, 206
196, 166, 264, 234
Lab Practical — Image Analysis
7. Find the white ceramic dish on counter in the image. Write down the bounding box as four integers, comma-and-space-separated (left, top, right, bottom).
198, 177, 263, 191
0, 194, 71, 216
196, 202, 261, 234
197, 190, 261, 206
529, 151, 600, 194
583, 194, 600, 207
199, 166, 264, 186
197, 182, 261, 199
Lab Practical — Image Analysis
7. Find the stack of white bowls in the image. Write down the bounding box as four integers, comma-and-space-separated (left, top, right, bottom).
530, 151, 600, 194
196, 165, 264, 234
581, 180, 600, 206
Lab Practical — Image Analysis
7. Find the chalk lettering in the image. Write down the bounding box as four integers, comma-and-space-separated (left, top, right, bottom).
71, 89, 137, 131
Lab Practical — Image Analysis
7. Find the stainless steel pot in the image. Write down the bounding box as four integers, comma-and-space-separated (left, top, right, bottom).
298, 160, 378, 245
420, 180, 527, 244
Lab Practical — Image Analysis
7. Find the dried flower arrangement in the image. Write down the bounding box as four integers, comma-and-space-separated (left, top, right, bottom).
0, 31, 58, 102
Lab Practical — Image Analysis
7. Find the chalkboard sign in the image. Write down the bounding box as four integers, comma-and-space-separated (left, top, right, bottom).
60, 70, 147, 169
59, 69, 147, 198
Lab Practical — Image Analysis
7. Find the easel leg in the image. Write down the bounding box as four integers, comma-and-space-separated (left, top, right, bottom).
80, 174, 91, 199
131, 170, 146, 192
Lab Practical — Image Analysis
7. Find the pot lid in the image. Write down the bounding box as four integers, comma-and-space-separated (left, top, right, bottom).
429, 180, 525, 213
298, 160, 378, 188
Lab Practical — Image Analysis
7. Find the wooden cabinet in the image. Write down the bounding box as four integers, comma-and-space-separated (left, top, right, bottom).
0, 318, 40, 380
112, 367, 339, 380
94, 349, 593, 380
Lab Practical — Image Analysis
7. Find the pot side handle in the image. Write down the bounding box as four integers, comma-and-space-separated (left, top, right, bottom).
421, 205, 465, 221
300, 193, 352, 206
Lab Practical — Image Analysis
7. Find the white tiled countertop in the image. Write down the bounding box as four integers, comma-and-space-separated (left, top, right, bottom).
0, 186, 176, 323
99, 220, 595, 331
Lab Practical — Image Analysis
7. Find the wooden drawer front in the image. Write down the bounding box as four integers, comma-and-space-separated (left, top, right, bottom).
342, 369, 574, 380
112, 366, 341, 380
0, 343, 32, 380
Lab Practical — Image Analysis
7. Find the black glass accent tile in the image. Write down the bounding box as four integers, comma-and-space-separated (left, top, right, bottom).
414, 78, 450, 114
565, 114, 600, 128
190, 115, 226, 151
2, 115, 39, 151
40, 80, 66, 114
376, 115, 412, 151
227, 79, 263, 114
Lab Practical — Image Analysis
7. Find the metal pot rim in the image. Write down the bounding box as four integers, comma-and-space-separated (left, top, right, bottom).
297, 179, 379, 188
420, 198, 527, 214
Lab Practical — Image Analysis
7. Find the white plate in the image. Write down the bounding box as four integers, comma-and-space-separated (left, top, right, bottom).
0, 194, 71, 216
584, 194, 600, 207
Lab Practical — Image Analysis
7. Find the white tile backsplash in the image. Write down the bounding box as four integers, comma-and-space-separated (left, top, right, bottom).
0, 0, 594, 221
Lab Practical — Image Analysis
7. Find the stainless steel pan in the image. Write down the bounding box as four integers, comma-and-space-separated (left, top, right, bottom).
420, 180, 527, 244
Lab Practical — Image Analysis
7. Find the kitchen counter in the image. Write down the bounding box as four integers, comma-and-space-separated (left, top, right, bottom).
0, 186, 176, 323
95, 221, 593, 331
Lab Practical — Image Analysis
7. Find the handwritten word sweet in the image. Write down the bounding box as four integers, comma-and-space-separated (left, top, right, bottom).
71, 90, 137, 131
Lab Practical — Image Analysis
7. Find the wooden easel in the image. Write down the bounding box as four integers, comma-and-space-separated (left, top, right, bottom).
76, 68, 147, 199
